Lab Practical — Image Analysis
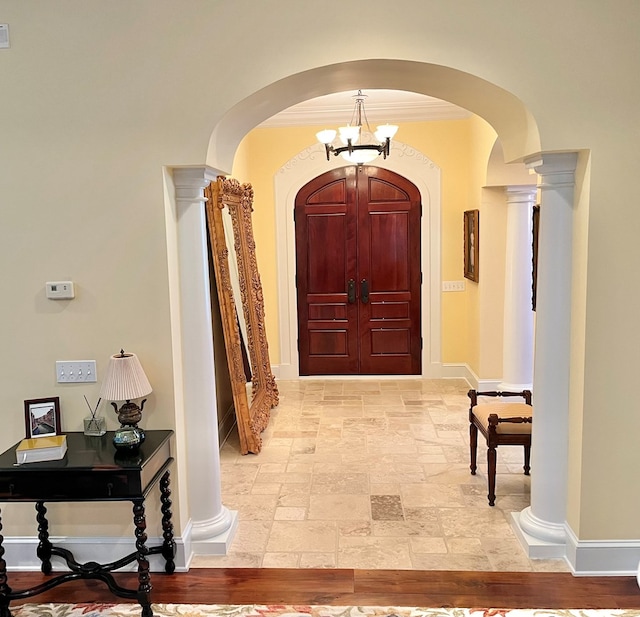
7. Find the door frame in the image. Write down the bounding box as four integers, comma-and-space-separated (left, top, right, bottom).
275, 140, 443, 379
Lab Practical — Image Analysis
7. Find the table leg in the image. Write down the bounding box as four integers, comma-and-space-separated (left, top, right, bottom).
159, 471, 176, 573
35, 502, 52, 574
132, 499, 152, 617
0, 508, 13, 617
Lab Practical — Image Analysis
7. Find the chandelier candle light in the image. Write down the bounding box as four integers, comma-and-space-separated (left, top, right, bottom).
99, 349, 152, 452
316, 90, 398, 165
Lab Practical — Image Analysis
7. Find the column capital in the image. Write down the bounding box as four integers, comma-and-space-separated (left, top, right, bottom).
173, 166, 222, 205
505, 186, 537, 205
524, 153, 578, 189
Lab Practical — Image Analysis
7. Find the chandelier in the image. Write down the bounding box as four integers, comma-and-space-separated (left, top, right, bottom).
315, 90, 399, 165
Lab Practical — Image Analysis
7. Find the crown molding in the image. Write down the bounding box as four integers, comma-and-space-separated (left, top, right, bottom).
259, 91, 471, 128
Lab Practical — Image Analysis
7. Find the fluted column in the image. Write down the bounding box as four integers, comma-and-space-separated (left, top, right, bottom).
499, 187, 536, 391
513, 153, 577, 556
173, 166, 238, 554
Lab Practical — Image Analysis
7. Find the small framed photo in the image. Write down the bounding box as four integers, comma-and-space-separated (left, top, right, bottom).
24, 397, 61, 439
464, 209, 479, 282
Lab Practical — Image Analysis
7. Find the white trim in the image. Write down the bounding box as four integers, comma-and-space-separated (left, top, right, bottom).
510, 511, 567, 560
439, 362, 499, 391
260, 90, 471, 128
275, 141, 442, 379
565, 525, 640, 576
4, 533, 192, 573
2, 514, 239, 573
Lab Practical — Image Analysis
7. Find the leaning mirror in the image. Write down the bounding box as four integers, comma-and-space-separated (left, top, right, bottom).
204, 177, 279, 454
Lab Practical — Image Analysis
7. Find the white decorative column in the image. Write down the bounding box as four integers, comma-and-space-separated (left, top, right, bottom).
512, 153, 577, 558
173, 166, 238, 555
499, 187, 536, 391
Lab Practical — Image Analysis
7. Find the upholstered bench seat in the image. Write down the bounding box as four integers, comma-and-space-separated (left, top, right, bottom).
471, 403, 533, 434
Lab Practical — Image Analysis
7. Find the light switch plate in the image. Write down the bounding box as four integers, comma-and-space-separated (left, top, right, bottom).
56, 360, 97, 383
0, 25, 9, 49
442, 280, 466, 292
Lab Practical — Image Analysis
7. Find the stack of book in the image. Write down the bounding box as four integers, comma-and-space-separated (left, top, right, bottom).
16, 435, 67, 464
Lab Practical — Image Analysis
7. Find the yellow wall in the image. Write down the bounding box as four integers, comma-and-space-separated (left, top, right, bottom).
471, 118, 508, 380
232, 118, 498, 370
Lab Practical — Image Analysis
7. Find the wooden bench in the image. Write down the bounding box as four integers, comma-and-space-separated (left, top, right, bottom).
468, 389, 533, 506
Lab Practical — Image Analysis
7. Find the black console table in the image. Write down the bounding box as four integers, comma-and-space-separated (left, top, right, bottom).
0, 430, 176, 617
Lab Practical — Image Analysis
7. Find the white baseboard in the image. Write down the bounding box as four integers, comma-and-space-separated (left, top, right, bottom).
275, 362, 479, 384
4, 534, 192, 573
3, 514, 240, 574
511, 512, 640, 577
440, 363, 499, 391
565, 526, 640, 576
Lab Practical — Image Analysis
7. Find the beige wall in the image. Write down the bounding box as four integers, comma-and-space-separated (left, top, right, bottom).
2, 0, 640, 543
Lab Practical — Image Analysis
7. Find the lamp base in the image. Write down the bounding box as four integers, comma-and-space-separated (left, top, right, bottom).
113, 426, 146, 453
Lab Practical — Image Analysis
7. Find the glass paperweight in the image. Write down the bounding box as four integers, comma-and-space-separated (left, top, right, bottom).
83, 416, 107, 436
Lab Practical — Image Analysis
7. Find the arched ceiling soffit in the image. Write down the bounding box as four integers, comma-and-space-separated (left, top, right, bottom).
207, 59, 541, 173
486, 138, 535, 188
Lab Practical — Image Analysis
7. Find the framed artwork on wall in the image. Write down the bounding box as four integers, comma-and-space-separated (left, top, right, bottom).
24, 397, 61, 439
464, 209, 479, 282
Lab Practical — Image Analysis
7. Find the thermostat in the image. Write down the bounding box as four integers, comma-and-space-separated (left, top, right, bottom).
46, 281, 75, 300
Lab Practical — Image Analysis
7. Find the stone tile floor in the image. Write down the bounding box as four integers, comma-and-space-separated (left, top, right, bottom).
191, 378, 569, 572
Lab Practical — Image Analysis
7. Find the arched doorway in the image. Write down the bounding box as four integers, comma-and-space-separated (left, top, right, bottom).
274, 139, 442, 381
295, 165, 422, 375
175, 59, 575, 562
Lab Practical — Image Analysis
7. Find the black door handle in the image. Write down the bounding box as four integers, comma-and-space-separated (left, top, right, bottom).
347, 279, 356, 304
360, 279, 369, 304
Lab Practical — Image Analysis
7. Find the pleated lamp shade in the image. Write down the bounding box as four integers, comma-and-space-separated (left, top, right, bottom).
99, 350, 152, 402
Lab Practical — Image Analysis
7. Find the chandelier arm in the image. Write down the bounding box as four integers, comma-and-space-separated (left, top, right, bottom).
332, 143, 385, 157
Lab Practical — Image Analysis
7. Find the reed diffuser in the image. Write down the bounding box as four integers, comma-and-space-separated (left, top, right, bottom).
83, 395, 106, 436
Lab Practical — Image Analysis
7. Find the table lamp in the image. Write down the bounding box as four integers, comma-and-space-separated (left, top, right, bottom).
99, 349, 152, 452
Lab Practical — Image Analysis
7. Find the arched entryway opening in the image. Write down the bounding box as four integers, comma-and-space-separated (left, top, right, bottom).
173, 58, 576, 563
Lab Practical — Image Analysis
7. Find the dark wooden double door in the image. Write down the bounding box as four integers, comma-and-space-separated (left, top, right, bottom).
295, 166, 422, 375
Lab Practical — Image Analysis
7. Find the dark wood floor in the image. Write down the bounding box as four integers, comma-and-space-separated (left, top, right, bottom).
7, 569, 640, 609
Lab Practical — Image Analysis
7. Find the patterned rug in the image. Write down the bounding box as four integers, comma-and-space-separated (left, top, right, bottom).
11, 604, 640, 617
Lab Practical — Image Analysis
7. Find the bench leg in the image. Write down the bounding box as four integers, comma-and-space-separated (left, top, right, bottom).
523, 445, 531, 476
469, 423, 478, 475
487, 446, 497, 506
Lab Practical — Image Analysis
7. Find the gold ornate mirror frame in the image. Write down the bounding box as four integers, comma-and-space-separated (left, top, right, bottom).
205, 177, 278, 454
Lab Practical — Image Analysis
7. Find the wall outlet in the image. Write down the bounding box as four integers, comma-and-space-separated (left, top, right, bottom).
56, 360, 97, 383
442, 280, 466, 292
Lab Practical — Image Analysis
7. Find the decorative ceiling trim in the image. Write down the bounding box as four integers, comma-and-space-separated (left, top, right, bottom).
259, 91, 471, 128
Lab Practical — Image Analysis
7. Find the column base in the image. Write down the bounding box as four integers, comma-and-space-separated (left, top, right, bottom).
190, 506, 238, 555
511, 508, 567, 559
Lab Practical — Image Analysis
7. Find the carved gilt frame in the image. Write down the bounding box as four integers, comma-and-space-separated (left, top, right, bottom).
205, 177, 278, 454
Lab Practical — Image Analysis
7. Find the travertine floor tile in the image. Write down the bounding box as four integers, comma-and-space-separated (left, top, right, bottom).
338, 536, 413, 569
308, 494, 371, 520
210, 378, 567, 573
266, 520, 337, 552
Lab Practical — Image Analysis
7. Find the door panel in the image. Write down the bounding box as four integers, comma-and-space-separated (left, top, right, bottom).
357, 167, 421, 374
296, 167, 358, 375
296, 165, 421, 375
